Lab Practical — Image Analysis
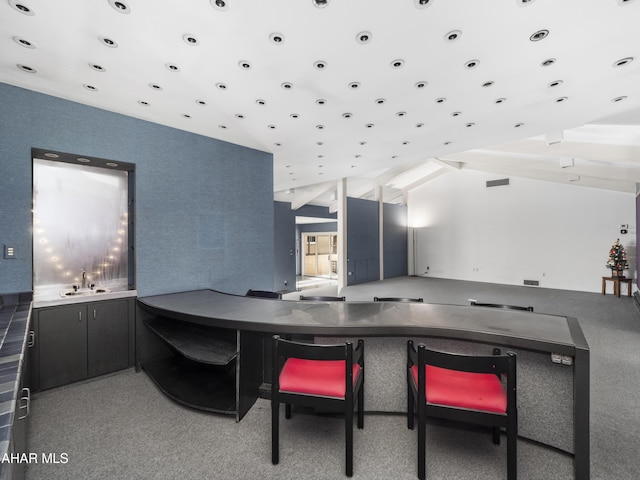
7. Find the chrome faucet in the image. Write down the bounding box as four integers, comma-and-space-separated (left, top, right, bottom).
81, 270, 87, 289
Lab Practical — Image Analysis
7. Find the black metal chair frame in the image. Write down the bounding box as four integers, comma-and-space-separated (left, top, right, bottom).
272, 335, 365, 477
470, 300, 533, 312
246, 289, 282, 299
407, 341, 517, 480
374, 297, 424, 303
299, 295, 346, 301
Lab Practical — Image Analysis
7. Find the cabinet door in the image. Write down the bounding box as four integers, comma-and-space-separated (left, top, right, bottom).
38, 305, 88, 390
87, 299, 129, 377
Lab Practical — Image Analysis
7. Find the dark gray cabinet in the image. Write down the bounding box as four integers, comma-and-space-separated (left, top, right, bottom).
33, 297, 134, 391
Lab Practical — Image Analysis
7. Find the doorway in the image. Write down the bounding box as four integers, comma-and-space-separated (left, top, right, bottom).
302, 233, 338, 279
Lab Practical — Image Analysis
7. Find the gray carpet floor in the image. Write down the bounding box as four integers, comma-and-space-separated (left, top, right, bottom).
26, 276, 640, 480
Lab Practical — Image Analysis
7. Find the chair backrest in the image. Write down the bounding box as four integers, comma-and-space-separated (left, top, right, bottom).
299, 295, 346, 301
246, 289, 282, 299
374, 296, 424, 303
470, 300, 533, 312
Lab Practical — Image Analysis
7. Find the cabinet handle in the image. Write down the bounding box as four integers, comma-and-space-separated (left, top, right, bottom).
18, 387, 31, 420
28, 330, 35, 348
79, 311, 82, 321
93, 309, 97, 320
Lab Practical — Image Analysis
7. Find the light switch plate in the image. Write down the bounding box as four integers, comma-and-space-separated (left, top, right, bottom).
4, 245, 16, 259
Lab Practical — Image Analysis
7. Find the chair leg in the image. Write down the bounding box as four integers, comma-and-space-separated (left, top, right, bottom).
272, 400, 280, 465
507, 420, 518, 480
492, 426, 501, 445
357, 384, 364, 429
285, 403, 291, 419
407, 385, 415, 430
417, 402, 426, 480
346, 402, 354, 477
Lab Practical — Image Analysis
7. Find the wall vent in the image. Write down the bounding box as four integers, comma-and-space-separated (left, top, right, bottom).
523, 279, 539, 286
486, 178, 510, 188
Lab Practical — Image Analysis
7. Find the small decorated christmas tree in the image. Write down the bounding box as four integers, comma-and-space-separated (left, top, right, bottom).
606, 239, 629, 277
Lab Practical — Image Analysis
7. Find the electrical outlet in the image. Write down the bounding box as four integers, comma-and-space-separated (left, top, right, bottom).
3, 245, 16, 259
561, 355, 573, 366
551, 353, 562, 364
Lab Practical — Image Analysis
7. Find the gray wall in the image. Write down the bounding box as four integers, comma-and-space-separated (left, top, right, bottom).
383, 203, 408, 279
0, 83, 274, 297
274, 201, 296, 292
347, 198, 380, 285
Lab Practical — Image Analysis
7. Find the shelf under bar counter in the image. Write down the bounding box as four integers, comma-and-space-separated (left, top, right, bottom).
136, 288, 590, 480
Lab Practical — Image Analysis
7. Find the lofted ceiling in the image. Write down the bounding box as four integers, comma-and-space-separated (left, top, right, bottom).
2, 0, 640, 210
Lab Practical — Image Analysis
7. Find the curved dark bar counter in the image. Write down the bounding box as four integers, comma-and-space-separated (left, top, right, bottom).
136, 289, 589, 480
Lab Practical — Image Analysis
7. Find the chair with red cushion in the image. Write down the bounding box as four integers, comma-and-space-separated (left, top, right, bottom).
407, 341, 517, 480
271, 335, 365, 477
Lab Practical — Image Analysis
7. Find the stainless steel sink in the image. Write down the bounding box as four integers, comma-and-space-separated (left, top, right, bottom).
60, 288, 110, 297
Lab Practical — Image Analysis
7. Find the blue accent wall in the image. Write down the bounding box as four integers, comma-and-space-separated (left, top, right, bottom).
0, 83, 274, 296
383, 203, 408, 279
346, 197, 380, 285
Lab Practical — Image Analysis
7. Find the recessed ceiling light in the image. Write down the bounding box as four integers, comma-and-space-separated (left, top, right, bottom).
108, 1, 130, 14
343, 113, 353, 118
396, 111, 406, 117
435, 97, 446, 103
182, 114, 191, 119
89, 63, 106, 72
548, 80, 563, 87
83, 84, 98, 91
482, 81, 494, 87
268, 125, 277, 129
465, 122, 475, 128
451, 111, 462, 117
196, 100, 207, 106
216, 83, 228, 90
290, 113, 299, 118
183, 34, 199, 46
416, 123, 424, 128
149, 83, 162, 90
313, 0, 329, 8
256, 99, 266, 105
514, 123, 524, 128
465, 59, 480, 69
555, 96, 568, 103
444, 141, 452, 145
105, 162, 119, 167
13, 36, 34, 48
317, 141, 324, 145
210, 0, 228, 10
100, 37, 118, 48
348, 82, 361, 89
445, 30, 461, 42
391, 59, 405, 68
235, 113, 245, 119
617, 0, 636, 4
270, 32, 285, 44
281, 82, 293, 90
314, 60, 327, 70
239, 60, 252, 69
9, 1, 34, 15
166, 63, 180, 72
316, 99, 326, 105
375, 98, 386, 104
17, 64, 36, 73
414, 0, 432, 8
316, 125, 325, 130
541, 58, 556, 67
402, 141, 410, 145
138, 100, 149, 106
530, 29, 549, 41
613, 57, 634, 67
77, 158, 91, 163
415, 81, 428, 89
219, 125, 227, 129
612, 96, 628, 102
365, 124, 375, 128
44, 153, 59, 158
359, 141, 367, 145
356, 31, 372, 44
495, 97, 506, 104
519, 0, 536, 4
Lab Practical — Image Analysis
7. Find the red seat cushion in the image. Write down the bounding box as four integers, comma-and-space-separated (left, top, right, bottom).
411, 365, 506, 413
279, 358, 361, 398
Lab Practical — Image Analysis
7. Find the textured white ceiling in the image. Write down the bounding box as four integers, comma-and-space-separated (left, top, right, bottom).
2, 0, 639, 208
